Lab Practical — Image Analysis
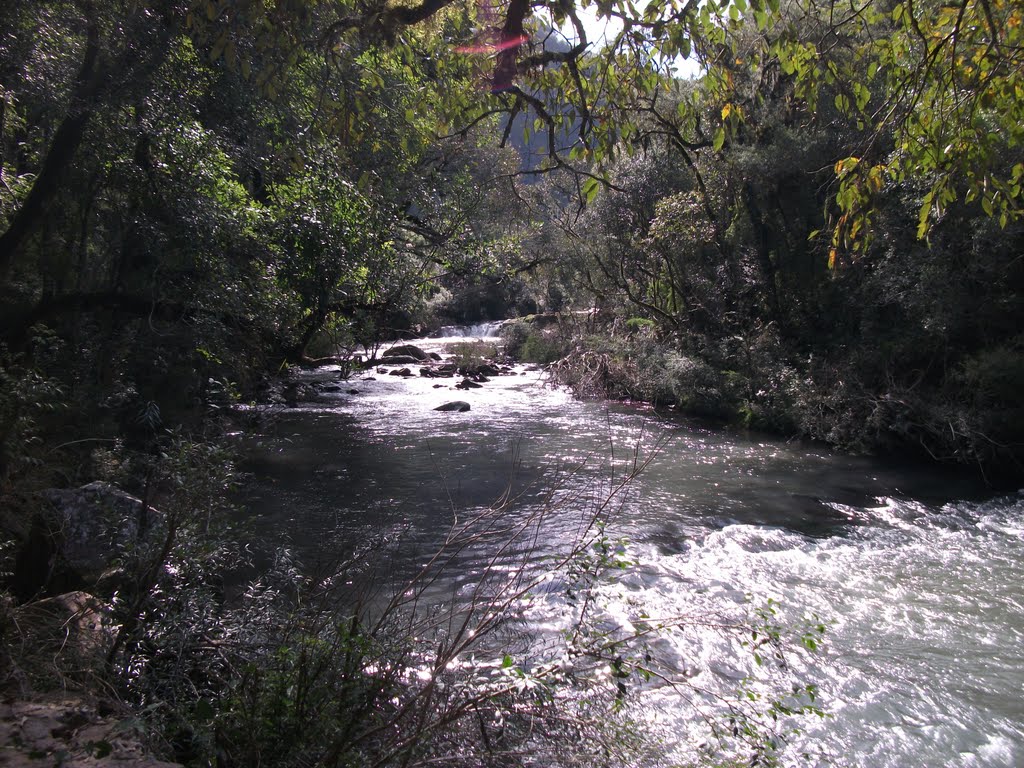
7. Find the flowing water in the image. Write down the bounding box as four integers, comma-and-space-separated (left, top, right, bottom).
238, 326, 1024, 767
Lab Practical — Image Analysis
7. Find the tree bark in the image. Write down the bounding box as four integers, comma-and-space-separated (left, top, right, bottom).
741, 181, 783, 326
492, 0, 530, 93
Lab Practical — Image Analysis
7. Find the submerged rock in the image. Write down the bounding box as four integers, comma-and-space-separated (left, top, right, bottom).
434, 401, 471, 412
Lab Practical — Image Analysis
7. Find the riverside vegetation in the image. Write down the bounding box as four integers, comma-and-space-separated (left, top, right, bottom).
1, 0, 1022, 764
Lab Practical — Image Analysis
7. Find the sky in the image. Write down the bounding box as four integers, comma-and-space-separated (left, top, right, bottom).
555, 4, 704, 79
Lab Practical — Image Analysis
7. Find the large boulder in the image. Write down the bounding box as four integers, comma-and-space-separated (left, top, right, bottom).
12, 482, 146, 599
382, 344, 432, 361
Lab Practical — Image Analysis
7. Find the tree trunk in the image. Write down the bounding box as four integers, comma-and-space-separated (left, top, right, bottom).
0, 15, 101, 280
741, 181, 783, 326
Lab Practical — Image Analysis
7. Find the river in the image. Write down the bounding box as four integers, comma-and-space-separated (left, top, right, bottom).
237, 324, 1024, 767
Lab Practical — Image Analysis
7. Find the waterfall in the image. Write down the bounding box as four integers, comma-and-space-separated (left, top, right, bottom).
435, 320, 506, 338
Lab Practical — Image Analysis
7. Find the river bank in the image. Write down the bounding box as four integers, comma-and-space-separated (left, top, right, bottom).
496, 315, 1024, 488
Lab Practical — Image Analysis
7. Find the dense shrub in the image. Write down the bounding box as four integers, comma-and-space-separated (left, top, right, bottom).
663, 353, 733, 420
500, 319, 568, 365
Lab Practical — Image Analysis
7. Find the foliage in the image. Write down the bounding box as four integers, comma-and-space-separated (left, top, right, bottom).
500, 319, 568, 365
447, 340, 500, 369
0, 0, 1022, 759
0, 332, 66, 491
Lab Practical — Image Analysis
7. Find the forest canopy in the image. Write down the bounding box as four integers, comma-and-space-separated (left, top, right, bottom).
2, 0, 1024, 484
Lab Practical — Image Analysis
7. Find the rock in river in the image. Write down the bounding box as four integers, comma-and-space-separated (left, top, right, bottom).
434, 401, 471, 412
382, 344, 432, 361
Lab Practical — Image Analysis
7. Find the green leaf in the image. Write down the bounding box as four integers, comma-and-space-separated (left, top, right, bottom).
194, 699, 215, 721
713, 126, 726, 152
91, 741, 113, 759
916, 191, 934, 240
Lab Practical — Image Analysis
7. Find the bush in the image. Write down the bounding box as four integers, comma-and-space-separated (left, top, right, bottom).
624, 317, 656, 334
498, 319, 530, 359
664, 353, 734, 420
0, 332, 67, 491
500, 320, 567, 365
447, 340, 499, 369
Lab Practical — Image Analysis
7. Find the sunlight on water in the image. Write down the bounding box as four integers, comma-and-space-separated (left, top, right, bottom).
240, 331, 1024, 767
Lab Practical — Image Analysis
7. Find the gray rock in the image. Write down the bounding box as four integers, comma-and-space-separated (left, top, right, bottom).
382, 344, 431, 361
282, 381, 317, 405
34, 482, 147, 586
434, 401, 471, 412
